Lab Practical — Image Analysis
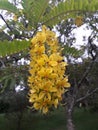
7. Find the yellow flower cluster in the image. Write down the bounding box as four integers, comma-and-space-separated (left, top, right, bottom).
28, 25, 70, 114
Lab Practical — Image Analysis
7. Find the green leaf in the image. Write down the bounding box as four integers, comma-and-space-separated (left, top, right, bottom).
42, 0, 98, 26
22, 0, 49, 27
63, 45, 83, 58
0, 40, 30, 57
0, 74, 13, 93
0, 0, 18, 14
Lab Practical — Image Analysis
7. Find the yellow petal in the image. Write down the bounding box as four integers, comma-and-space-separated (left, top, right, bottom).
47, 93, 51, 100
36, 32, 46, 43
60, 62, 68, 67
53, 99, 58, 108
46, 68, 53, 73
41, 54, 49, 61
39, 92, 45, 99
30, 89, 36, 94
33, 103, 40, 110
38, 68, 45, 77
37, 58, 45, 66
50, 73, 58, 79
50, 87, 57, 92
49, 61, 58, 66
65, 83, 70, 88
31, 37, 37, 45
43, 107, 48, 114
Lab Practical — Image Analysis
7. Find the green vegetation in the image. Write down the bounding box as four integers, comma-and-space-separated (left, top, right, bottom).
74, 108, 98, 130
0, 107, 98, 130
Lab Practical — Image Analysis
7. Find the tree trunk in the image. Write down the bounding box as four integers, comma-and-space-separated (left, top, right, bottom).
65, 97, 75, 130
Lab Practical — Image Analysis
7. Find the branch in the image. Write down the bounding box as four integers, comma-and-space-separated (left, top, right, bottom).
0, 59, 5, 68
43, 10, 94, 25
0, 14, 12, 31
77, 60, 94, 87
76, 87, 98, 103
77, 34, 97, 88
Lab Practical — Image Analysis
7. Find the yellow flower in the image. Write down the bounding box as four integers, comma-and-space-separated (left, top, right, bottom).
49, 53, 63, 62
36, 54, 48, 66
33, 45, 45, 54
37, 58, 45, 66
48, 60, 58, 66
53, 98, 59, 108
56, 78, 70, 88
38, 67, 53, 78
36, 32, 46, 43
39, 81, 57, 93
50, 73, 58, 79
33, 98, 52, 114
29, 93, 38, 102
31, 37, 37, 46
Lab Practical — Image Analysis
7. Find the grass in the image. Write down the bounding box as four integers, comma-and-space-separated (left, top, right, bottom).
0, 107, 98, 130
74, 108, 98, 130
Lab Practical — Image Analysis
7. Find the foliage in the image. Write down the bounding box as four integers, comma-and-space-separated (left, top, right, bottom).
22, 0, 50, 27
0, 64, 28, 93
42, 0, 98, 26
62, 45, 83, 58
0, 107, 98, 130
0, 40, 30, 57
0, 0, 18, 13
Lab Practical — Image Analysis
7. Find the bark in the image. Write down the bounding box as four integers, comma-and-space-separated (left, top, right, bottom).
65, 96, 75, 130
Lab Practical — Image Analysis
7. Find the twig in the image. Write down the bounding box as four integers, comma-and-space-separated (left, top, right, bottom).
76, 87, 98, 103
77, 34, 97, 88
77, 60, 94, 88
0, 14, 12, 31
